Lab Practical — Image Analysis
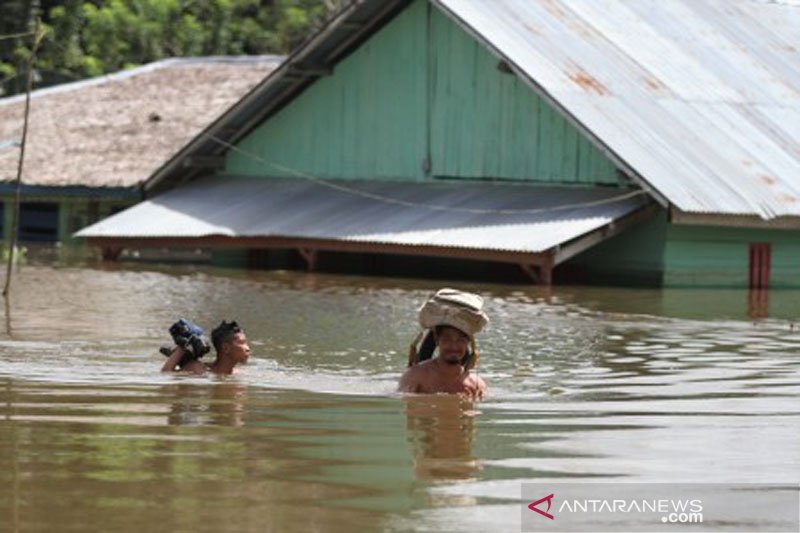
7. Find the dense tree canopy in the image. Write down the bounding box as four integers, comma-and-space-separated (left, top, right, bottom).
0, 0, 345, 96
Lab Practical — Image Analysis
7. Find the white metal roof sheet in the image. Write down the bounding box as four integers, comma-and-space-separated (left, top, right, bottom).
434, 0, 800, 218
76, 177, 649, 254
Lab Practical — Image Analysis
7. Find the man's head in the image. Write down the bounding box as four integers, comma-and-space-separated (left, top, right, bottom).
433, 325, 470, 366
211, 321, 250, 364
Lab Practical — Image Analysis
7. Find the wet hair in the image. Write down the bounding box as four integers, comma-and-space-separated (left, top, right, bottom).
211, 320, 243, 352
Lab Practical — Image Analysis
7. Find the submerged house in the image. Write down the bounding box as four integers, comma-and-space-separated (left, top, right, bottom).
0, 56, 280, 245
78, 0, 800, 287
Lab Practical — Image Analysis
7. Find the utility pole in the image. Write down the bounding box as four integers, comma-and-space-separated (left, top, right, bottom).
3, 19, 45, 298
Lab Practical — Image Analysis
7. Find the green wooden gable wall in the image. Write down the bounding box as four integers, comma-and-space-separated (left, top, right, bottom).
224, 0, 621, 185
226, 0, 429, 181
427, 7, 618, 183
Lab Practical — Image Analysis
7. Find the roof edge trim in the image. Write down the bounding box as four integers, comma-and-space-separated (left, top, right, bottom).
671, 209, 800, 230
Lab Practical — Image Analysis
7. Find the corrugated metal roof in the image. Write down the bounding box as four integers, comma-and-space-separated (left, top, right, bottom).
77, 177, 649, 257
433, 0, 800, 219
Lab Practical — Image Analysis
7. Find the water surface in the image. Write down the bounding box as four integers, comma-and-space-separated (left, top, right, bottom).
1, 263, 799, 531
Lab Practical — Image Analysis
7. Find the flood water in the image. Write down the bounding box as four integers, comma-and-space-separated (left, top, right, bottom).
1, 262, 799, 532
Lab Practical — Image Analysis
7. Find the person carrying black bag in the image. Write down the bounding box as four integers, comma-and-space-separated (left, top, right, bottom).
161, 319, 250, 375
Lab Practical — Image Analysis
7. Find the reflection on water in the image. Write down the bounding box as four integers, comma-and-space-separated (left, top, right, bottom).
0, 264, 799, 531
165, 382, 249, 427
405, 395, 478, 482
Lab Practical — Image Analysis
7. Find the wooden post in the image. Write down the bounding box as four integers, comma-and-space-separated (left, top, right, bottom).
298, 248, 317, 271
101, 247, 122, 261
519, 257, 554, 285
518, 264, 540, 283
539, 259, 554, 285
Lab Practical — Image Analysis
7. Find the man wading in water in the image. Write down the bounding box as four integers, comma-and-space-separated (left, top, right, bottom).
161, 320, 250, 375
398, 289, 488, 399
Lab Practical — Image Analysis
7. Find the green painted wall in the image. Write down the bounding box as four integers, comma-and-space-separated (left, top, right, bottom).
664, 224, 800, 288
567, 218, 800, 288
225, 0, 621, 185
226, 0, 429, 181
428, 8, 619, 183
563, 210, 668, 286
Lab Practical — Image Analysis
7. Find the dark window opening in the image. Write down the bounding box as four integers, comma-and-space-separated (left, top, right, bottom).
87, 200, 100, 224
749, 242, 771, 289
19, 202, 59, 242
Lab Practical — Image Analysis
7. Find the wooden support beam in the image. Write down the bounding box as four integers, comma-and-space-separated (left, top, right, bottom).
539, 258, 553, 285
183, 155, 225, 169
85, 236, 550, 266
101, 247, 122, 261
518, 264, 540, 283
287, 65, 333, 77
297, 248, 317, 271
552, 203, 660, 265
519, 256, 554, 285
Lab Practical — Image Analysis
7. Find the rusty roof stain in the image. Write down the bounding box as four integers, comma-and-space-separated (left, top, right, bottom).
569, 69, 609, 96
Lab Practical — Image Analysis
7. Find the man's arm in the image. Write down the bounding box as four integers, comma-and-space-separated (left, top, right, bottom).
398, 366, 423, 393
161, 347, 207, 374
161, 346, 186, 372
465, 374, 486, 400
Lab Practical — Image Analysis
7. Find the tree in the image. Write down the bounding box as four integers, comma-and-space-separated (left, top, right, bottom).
0, 0, 347, 97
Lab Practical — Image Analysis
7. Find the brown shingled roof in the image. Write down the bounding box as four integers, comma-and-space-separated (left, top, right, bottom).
0, 57, 281, 188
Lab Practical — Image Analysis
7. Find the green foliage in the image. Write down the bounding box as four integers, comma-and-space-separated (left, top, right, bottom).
0, 0, 346, 96
0, 245, 27, 262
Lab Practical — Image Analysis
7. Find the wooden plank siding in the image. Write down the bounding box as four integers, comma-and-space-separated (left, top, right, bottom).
225, 0, 429, 181
224, 0, 623, 186
428, 6, 619, 183
562, 210, 668, 286
664, 225, 800, 288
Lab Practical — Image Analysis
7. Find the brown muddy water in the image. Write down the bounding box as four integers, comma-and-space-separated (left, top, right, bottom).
1, 263, 799, 532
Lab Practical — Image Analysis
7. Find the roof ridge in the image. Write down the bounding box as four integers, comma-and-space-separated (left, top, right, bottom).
0, 55, 284, 107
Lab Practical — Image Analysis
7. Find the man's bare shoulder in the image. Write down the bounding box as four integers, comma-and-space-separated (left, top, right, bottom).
181, 360, 208, 374
399, 360, 437, 392
405, 360, 438, 376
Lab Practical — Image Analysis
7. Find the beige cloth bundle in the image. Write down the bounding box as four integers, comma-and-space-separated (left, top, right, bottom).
417, 288, 489, 337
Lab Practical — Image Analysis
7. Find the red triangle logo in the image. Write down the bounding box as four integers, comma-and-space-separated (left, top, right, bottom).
528, 493, 555, 520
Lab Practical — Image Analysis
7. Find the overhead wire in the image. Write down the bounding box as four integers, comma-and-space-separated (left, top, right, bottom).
204, 132, 648, 216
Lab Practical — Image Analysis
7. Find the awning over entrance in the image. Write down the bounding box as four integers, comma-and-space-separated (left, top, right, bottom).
77, 177, 654, 282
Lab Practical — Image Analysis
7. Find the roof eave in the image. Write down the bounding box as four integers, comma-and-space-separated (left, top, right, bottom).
84, 234, 553, 266
670, 208, 800, 229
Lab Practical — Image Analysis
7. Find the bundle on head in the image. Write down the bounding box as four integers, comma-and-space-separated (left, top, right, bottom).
408, 288, 489, 371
